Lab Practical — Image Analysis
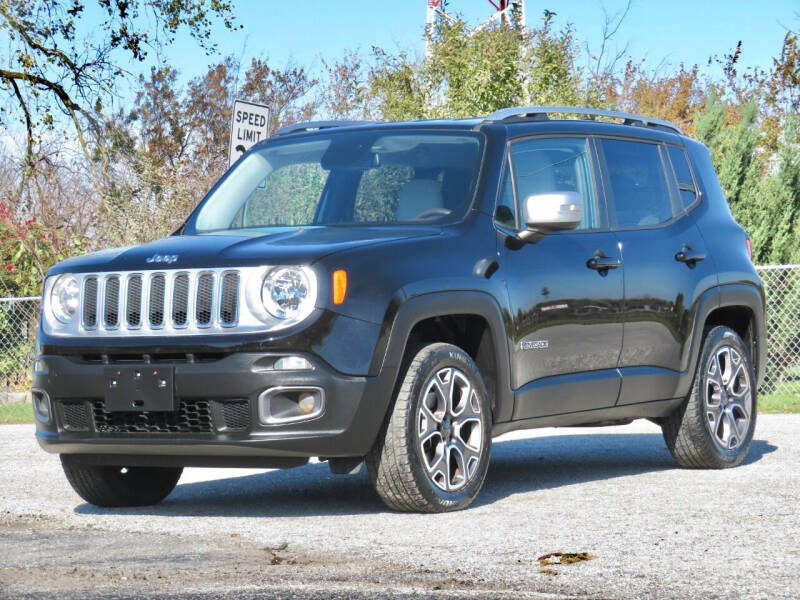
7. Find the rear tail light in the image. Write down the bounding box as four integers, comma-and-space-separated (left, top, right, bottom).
745, 237, 753, 262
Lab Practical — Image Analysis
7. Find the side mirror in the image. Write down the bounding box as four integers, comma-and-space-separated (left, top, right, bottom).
523, 191, 583, 233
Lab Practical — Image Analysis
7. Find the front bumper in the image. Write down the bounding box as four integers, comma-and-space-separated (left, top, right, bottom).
33, 352, 391, 466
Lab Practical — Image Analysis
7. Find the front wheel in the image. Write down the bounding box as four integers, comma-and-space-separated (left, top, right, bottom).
662, 326, 757, 468
61, 455, 183, 507
367, 343, 492, 512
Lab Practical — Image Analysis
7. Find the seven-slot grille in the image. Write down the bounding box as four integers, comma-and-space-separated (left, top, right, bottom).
82, 270, 240, 333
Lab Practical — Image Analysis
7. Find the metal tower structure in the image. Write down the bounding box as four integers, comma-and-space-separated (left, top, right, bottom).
426, 0, 526, 55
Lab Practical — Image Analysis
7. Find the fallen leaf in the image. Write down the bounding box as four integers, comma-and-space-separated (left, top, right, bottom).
560, 553, 596, 564
537, 552, 596, 566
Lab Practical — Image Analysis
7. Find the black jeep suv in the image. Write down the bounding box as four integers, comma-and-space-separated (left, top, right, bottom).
33, 106, 765, 512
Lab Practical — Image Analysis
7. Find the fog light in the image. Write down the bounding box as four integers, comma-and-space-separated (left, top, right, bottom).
298, 392, 316, 414
32, 389, 52, 424
258, 387, 324, 425
273, 356, 314, 371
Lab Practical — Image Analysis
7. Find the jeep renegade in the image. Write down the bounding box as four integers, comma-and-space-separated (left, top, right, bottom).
33, 106, 766, 512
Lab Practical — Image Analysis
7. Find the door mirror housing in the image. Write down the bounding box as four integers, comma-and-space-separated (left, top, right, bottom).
523, 192, 583, 234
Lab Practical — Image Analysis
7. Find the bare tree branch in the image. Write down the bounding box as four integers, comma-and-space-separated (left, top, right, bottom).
587, 0, 633, 78
8, 78, 34, 170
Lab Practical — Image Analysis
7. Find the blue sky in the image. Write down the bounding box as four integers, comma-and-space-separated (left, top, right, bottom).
143, 0, 798, 93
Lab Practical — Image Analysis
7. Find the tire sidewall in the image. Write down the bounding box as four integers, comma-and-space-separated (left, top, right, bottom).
404, 345, 492, 510
693, 326, 758, 465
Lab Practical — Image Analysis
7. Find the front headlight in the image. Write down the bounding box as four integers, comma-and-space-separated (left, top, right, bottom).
50, 274, 80, 324
261, 267, 316, 320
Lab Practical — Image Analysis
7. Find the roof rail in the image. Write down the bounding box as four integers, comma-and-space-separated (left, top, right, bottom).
273, 120, 377, 137
484, 106, 682, 134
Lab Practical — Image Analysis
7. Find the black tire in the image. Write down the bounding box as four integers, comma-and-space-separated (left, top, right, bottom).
60, 455, 182, 507
366, 343, 492, 512
662, 326, 757, 469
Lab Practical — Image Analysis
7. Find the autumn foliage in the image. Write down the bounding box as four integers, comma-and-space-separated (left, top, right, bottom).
1, 8, 799, 296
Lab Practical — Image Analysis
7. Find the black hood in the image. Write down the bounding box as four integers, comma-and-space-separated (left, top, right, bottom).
49, 226, 440, 275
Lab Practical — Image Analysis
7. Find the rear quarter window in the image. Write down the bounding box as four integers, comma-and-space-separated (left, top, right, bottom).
666, 145, 698, 210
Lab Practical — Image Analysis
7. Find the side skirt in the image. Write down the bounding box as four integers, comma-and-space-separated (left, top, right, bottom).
492, 397, 682, 437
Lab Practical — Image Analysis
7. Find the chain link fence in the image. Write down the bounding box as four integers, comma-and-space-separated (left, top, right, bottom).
0, 297, 39, 393
0, 265, 798, 411
757, 265, 800, 398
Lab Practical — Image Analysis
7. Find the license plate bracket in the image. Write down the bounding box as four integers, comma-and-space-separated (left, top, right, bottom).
104, 366, 176, 412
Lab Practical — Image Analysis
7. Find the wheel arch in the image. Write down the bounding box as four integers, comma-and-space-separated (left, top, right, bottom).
370, 291, 514, 424
684, 284, 766, 392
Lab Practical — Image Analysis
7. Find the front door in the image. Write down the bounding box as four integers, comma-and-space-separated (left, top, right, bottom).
497, 136, 624, 420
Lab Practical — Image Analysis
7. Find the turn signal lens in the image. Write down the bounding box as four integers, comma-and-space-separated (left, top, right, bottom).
332, 270, 347, 305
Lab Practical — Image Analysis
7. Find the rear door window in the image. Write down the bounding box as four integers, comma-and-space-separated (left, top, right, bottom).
599, 139, 674, 228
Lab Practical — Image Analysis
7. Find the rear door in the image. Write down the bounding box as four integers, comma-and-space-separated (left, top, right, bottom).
596, 138, 716, 404
497, 135, 625, 420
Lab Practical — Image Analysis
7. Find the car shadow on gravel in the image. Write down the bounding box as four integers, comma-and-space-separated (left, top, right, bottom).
73, 433, 777, 518
476, 433, 776, 508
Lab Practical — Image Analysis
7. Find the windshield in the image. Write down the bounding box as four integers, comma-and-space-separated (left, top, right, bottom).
188, 130, 484, 233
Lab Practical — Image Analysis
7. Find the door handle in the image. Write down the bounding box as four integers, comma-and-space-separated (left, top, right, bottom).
586, 256, 621, 270
675, 245, 706, 264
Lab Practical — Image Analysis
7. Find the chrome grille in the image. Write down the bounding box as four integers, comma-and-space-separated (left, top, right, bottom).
63, 268, 249, 336
172, 273, 190, 327
196, 273, 214, 326
44, 266, 308, 338
220, 272, 239, 326
104, 276, 120, 328
149, 274, 166, 327
83, 277, 98, 328
126, 275, 143, 327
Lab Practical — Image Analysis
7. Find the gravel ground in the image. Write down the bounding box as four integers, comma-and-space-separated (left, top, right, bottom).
0, 416, 798, 599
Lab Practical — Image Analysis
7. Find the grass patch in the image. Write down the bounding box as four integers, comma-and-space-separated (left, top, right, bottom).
0, 401, 34, 424
759, 393, 800, 413
759, 379, 800, 413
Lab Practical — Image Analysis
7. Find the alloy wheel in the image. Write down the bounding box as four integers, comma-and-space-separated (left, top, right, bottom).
704, 345, 752, 450
417, 367, 483, 491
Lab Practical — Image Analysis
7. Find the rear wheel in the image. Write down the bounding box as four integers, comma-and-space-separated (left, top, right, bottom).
61, 455, 182, 507
662, 326, 756, 468
367, 343, 492, 512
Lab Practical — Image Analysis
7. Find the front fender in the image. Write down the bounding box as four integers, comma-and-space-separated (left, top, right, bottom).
368, 290, 514, 423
